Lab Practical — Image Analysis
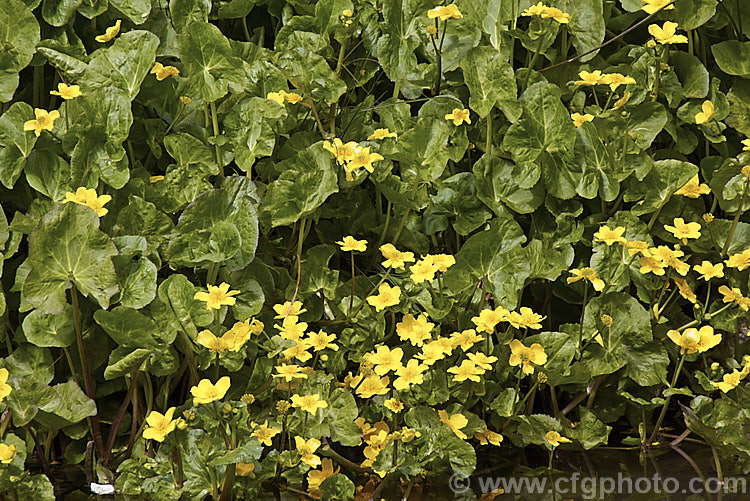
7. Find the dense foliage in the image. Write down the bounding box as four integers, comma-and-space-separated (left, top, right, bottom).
1, 0, 750, 498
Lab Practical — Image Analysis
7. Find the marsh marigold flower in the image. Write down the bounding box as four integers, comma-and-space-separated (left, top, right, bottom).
427, 4, 463, 20
743, 139, 750, 151
291, 394, 328, 415
725, 250, 750, 271
0, 369, 11, 403
23, 108, 59, 137
445, 108, 471, 126
308, 458, 339, 494
307, 330, 338, 351
545, 430, 572, 447
196, 330, 227, 352
648, 22, 688, 45
447, 360, 483, 383
143, 407, 179, 442
575, 70, 603, 86
594, 225, 627, 245
438, 410, 468, 439
190, 376, 231, 404
64, 187, 112, 217
641, 0, 675, 14
323, 138, 358, 165
368, 128, 397, 140
673, 278, 697, 303
384, 398, 404, 413
451, 329, 483, 351
475, 427, 503, 446
600, 73, 636, 92
194, 282, 240, 310
471, 307, 509, 333
50, 83, 81, 100
541, 6, 572, 23
695, 100, 715, 124
410, 258, 438, 284
396, 313, 434, 347
273, 300, 306, 319
667, 326, 721, 355
571, 113, 594, 128
567, 267, 605, 292
509, 339, 547, 375
346, 146, 384, 180
0, 444, 16, 464
393, 359, 427, 390
366, 283, 401, 311
693, 261, 724, 281
295, 437, 322, 467
151, 62, 180, 80
675, 175, 710, 198
336, 235, 367, 252
356, 374, 390, 398
468, 352, 498, 370
369, 346, 404, 375
664, 218, 701, 244
379, 243, 415, 269
506, 307, 545, 330
95, 20, 121, 43
253, 421, 281, 446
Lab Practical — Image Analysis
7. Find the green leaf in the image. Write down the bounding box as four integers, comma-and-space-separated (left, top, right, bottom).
0, 102, 37, 188
624, 159, 697, 216
23, 203, 119, 314
25, 150, 73, 202
82, 31, 160, 100
574, 123, 619, 202
712, 40, 750, 78
179, 22, 247, 102
104, 347, 151, 380
157, 274, 213, 338
167, 185, 259, 269
443, 210, 529, 308
259, 143, 339, 228
110, 0, 151, 24
21, 306, 75, 348
568, 408, 611, 449
38, 380, 97, 423
563, 0, 605, 62
626, 102, 668, 149
581, 292, 668, 385
0, 0, 40, 101
503, 82, 576, 165
726, 80, 750, 137
223, 96, 285, 172
671, 52, 709, 99
462, 46, 516, 118
169, 0, 210, 32
113, 195, 175, 252
388, 118, 451, 181
114, 252, 157, 309
424, 172, 492, 235
42, 0, 82, 26
320, 474, 356, 501
94, 306, 160, 348
163, 132, 219, 175
675, 0, 717, 30
525, 331, 576, 386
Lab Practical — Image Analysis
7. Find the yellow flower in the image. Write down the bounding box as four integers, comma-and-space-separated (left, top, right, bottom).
356, 374, 390, 398
283, 341, 313, 363
295, 437, 322, 467
273, 300, 307, 319
695, 100, 715, 124
575, 70, 604, 86
471, 307, 509, 333
648, 22, 688, 45
253, 421, 281, 446
341, 9, 353, 17
179, 95, 192, 105
396, 313, 434, 347
307, 458, 339, 493
190, 376, 231, 404
710, 370, 743, 393
149, 175, 165, 183
151, 62, 180, 81
193, 282, 240, 310
280, 90, 303, 104
0, 444, 16, 464
447, 360, 483, 383
221, 320, 255, 351
346, 146, 384, 180
693, 261, 724, 281
416, 342, 447, 366
379, 243, 415, 269
450, 329, 483, 351
613, 91, 631, 109
50, 83, 81, 100
718, 285, 744, 306
474, 427, 503, 446
438, 410, 468, 439
427, 4, 463, 21
336, 235, 367, 252
639, 256, 666, 276
143, 407, 178, 442
393, 359, 427, 390
0, 368, 10, 403
594, 225, 627, 245
545, 430, 572, 447
235, 463, 255, 476
571, 113, 594, 128
506, 307, 545, 330
196, 330, 227, 352
667, 326, 721, 355
742, 138, 750, 151
266, 91, 285, 106
600, 73, 636, 92
541, 6, 572, 24
445, 108, 471, 126
291, 394, 328, 415
306, 330, 338, 351
522, 2, 548, 17
369, 346, 404, 375
274, 315, 307, 341
368, 128, 397, 140
427, 253, 456, 272
664, 218, 701, 244
366, 283, 401, 312
273, 364, 307, 383
675, 175, 710, 198
567, 267, 605, 292
23, 108, 60, 137
725, 250, 750, 271
95, 20, 122, 43
641, 0, 675, 14
323, 138, 359, 165
410, 258, 439, 284
508, 339, 547, 375
673, 278, 697, 303
64, 187, 112, 217
467, 352, 498, 371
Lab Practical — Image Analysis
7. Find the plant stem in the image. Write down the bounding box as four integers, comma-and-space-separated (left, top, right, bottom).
209, 101, 224, 177
486, 113, 493, 154
721, 177, 749, 256
648, 352, 686, 445
71, 287, 106, 460
349, 251, 356, 314
103, 370, 139, 465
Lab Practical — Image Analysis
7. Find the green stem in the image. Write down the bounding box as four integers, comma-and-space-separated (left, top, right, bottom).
523, 41, 544, 90
391, 208, 410, 245
721, 177, 749, 256
163, 101, 186, 137
486, 113, 493, 154
702, 281, 712, 318
579, 282, 589, 340
349, 251, 356, 314
377, 200, 392, 247
647, 195, 671, 230
648, 353, 686, 445
209, 101, 224, 178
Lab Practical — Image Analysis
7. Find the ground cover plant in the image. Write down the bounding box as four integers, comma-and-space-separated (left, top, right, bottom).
1, 0, 750, 498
